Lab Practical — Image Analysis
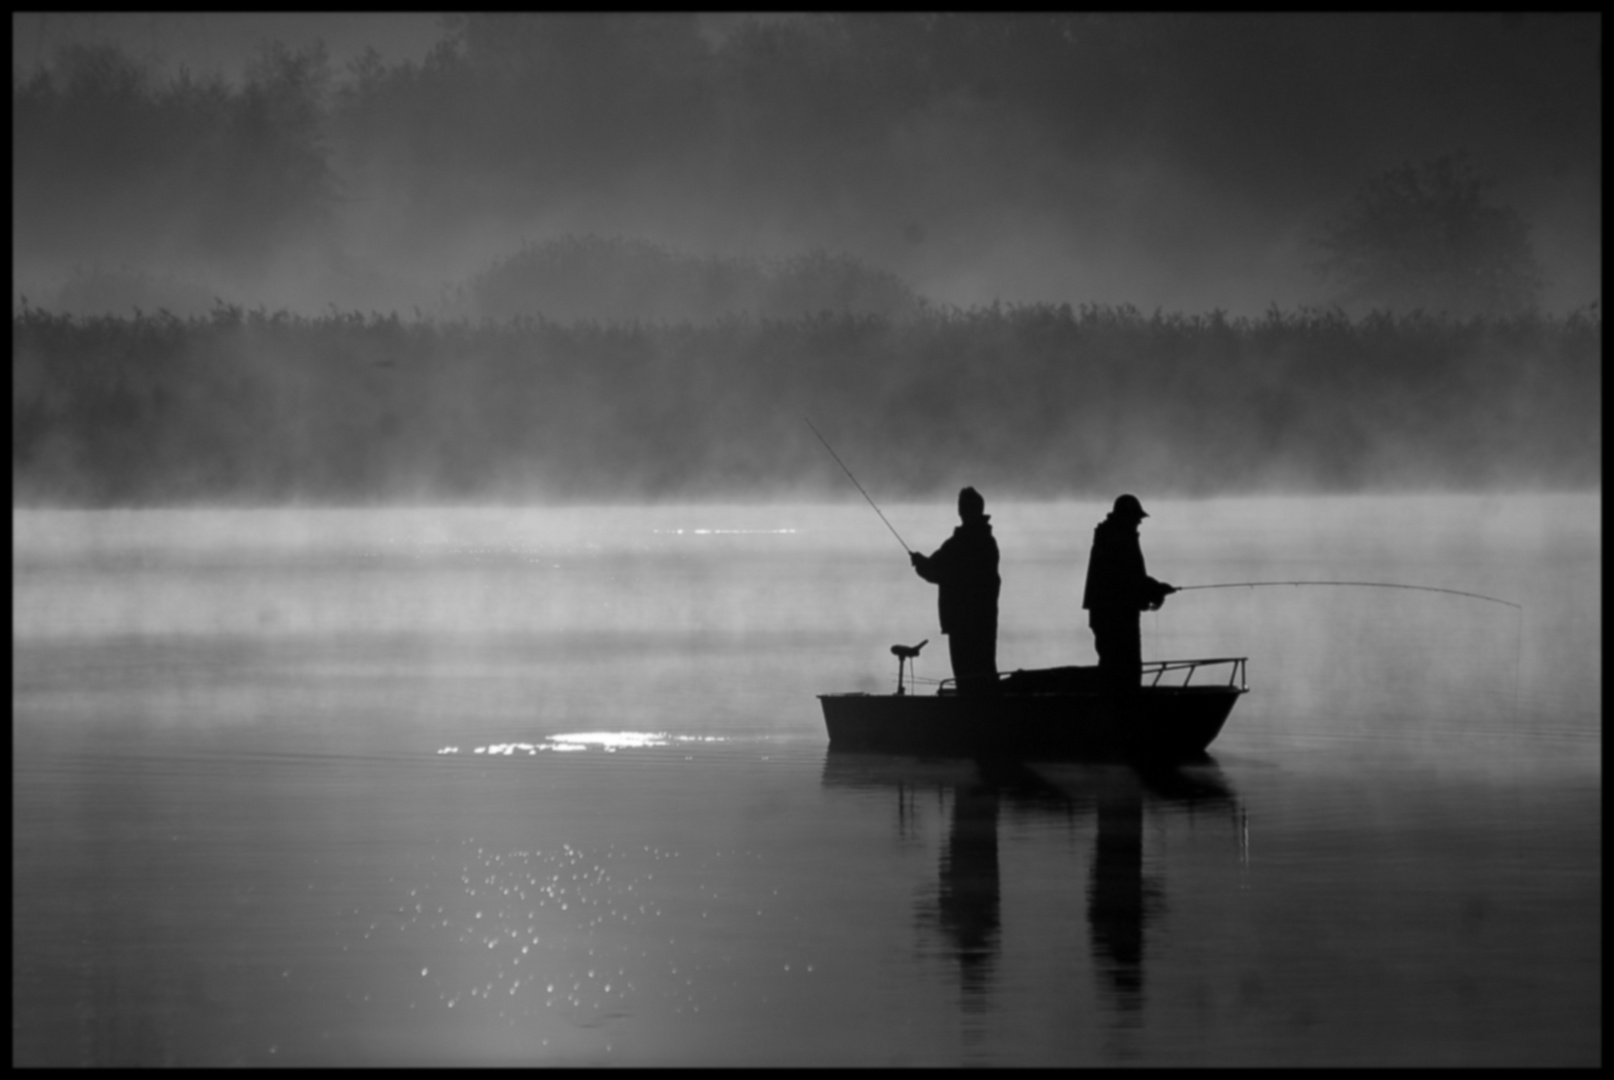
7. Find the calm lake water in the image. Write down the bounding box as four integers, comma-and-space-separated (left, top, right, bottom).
13, 494, 1600, 1066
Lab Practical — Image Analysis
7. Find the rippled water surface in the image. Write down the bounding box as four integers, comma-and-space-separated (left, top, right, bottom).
13, 495, 1600, 1065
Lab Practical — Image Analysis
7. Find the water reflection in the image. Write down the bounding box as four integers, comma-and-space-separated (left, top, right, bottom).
821, 751, 1241, 1052
933, 773, 1001, 1010
1087, 769, 1150, 1036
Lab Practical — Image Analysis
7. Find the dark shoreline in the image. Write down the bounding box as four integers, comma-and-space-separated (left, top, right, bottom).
14, 304, 1601, 507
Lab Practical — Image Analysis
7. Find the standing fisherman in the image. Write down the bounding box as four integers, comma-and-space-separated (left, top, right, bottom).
1082, 494, 1176, 705
911, 487, 1001, 697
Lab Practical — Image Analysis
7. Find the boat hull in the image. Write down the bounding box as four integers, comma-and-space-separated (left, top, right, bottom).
819, 685, 1241, 761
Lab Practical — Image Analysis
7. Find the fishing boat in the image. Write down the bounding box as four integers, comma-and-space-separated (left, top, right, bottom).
820, 654, 1247, 761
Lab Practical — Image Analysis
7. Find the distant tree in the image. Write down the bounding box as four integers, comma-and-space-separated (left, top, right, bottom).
12, 40, 337, 272
195, 41, 338, 262
1312, 155, 1544, 317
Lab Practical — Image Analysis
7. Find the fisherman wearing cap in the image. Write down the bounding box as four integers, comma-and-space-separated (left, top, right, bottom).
1082, 494, 1176, 704
911, 486, 1001, 697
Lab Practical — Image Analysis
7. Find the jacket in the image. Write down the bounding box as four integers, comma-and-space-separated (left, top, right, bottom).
912, 516, 1000, 635
1082, 514, 1168, 617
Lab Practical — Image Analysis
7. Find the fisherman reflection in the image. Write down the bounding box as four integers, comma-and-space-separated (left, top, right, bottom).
1082, 494, 1175, 707
824, 751, 1241, 1056
910, 487, 1001, 696
933, 777, 1001, 1009
1087, 769, 1156, 1034
923, 758, 1077, 1020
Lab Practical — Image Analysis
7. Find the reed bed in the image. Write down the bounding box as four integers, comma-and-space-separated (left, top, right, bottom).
12, 303, 1599, 505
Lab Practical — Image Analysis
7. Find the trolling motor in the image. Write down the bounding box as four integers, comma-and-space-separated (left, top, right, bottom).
890, 640, 928, 695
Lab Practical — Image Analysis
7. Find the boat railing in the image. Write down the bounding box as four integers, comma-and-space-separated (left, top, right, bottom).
1144, 657, 1247, 690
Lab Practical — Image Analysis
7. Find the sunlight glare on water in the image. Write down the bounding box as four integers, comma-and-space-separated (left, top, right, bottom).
456, 733, 731, 755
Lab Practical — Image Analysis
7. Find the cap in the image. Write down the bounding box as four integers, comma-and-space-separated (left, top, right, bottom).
1113, 493, 1148, 519
958, 486, 985, 519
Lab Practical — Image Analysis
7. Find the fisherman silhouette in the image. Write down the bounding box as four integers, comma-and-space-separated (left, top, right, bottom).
1082, 494, 1176, 708
911, 487, 1001, 697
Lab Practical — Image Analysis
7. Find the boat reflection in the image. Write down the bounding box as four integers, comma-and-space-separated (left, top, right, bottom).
821, 750, 1241, 1054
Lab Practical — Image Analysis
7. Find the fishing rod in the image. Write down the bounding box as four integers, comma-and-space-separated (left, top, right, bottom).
1176, 581, 1521, 611
804, 417, 913, 555
1179, 579, 1526, 724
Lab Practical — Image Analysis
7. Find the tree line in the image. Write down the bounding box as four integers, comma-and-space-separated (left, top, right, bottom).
12, 303, 1599, 506
14, 38, 337, 270
14, 15, 1591, 316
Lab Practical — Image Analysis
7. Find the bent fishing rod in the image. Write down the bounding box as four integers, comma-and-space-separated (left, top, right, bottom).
1175, 581, 1521, 611
804, 417, 913, 556
1177, 579, 1525, 721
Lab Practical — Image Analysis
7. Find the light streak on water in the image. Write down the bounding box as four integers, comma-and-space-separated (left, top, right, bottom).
441, 733, 731, 756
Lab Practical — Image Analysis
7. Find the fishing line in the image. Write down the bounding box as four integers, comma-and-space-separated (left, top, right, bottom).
805, 417, 912, 556
1181, 579, 1526, 722
1175, 581, 1521, 610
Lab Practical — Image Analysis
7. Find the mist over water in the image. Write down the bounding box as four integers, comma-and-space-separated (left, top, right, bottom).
12, 494, 1600, 1064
